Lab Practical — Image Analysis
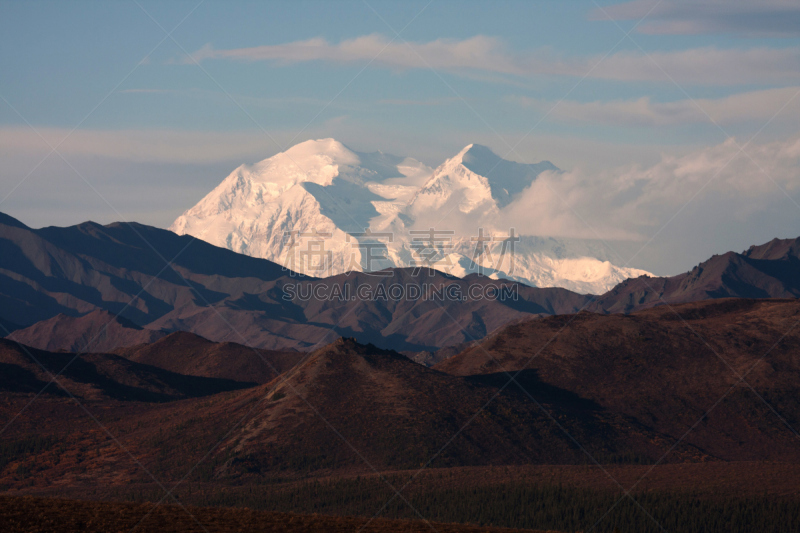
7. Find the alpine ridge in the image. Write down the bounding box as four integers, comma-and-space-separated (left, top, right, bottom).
170, 139, 651, 293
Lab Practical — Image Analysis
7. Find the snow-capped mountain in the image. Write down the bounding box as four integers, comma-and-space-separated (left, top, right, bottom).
408, 143, 557, 219
170, 139, 429, 276
170, 139, 651, 293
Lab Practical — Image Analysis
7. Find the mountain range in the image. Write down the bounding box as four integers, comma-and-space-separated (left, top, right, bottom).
0, 211, 589, 352
170, 139, 650, 294
3, 209, 800, 357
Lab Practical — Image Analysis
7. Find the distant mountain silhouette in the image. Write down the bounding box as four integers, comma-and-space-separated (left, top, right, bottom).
0, 212, 290, 328
3, 211, 800, 354
592, 237, 800, 313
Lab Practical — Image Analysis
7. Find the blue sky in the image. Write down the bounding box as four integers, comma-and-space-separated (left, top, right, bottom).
3, 1, 798, 140
1, 0, 800, 274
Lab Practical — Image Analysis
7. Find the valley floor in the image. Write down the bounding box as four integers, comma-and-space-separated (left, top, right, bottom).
0, 494, 558, 533
4, 463, 800, 533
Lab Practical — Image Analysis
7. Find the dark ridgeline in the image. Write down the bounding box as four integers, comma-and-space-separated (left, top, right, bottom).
0, 211, 289, 330
4, 210, 800, 355
0, 338, 254, 402
0, 211, 590, 352
113, 331, 303, 383
591, 236, 800, 313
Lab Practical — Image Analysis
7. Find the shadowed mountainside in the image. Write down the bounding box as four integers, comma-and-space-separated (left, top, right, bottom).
113, 331, 304, 383
4, 210, 800, 354
0, 212, 289, 328
1, 318, 800, 531
207, 338, 684, 474
0, 338, 254, 402
437, 298, 800, 462
0, 336, 704, 493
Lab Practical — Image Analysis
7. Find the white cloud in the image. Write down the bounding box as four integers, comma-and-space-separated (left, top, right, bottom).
595, 0, 800, 37
492, 135, 800, 242
0, 127, 281, 164
376, 134, 800, 247
186, 35, 800, 86
509, 86, 800, 127
578, 47, 800, 85
188, 35, 525, 75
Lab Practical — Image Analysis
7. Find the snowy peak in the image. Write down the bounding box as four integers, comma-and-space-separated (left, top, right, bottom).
169, 138, 432, 266
169, 138, 652, 293
240, 138, 353, 190
409, 143, 558, 217
460, 144, 557, 207
246, 138, 397, 188
408, 146, 493, 217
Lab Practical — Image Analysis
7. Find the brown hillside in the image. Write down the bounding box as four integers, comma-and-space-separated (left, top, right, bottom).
0, 338, 701, 493
6, 310, 166, 353
0, 338, 253, 402
206, 338, 696, 476
114, 331, 304, 383
436, 298, 800, 462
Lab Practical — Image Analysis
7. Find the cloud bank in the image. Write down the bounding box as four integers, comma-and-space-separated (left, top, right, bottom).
490, 135, 800, 242
186, 35, 800, 86
595, 0, 800, 37
509, 86, 800, 127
